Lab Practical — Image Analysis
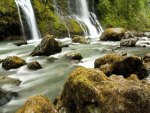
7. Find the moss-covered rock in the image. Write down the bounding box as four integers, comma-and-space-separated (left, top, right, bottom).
94, 54, 149, 79
72, 35, 90, 44
31, 35, 62, 56
58, 67, 150, 113
100, 28, 125, 41
16, 95, 58, 113
143, 53, 150, 63
27, 61, 42, 70
2, 56, 26, 70
65, 52, 83, 61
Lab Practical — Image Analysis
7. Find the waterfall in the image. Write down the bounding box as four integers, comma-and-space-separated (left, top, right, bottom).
15, 0, 40, 40
69, 0, 103, 38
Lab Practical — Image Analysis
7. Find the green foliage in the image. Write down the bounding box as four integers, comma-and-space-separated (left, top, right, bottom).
96, 0, 150, 30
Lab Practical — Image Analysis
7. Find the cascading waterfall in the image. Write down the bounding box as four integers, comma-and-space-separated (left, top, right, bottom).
69, 0, 103, 38
15, 0, 40, 40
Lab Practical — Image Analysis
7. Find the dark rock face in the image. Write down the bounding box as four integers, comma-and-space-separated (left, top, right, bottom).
65, 52, 83, 61
120, 37, 139, 47
100, 28, 125, 41
31, 35, 62, 56
2, 56, 26, 70
58, 67, 150, 113
27, 61, 42, 70
16, 95, 58, 113
72, 35, 90, 44
0, 89, 18, 107
94, 54, 148, 79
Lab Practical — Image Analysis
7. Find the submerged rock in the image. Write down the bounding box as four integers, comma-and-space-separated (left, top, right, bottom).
31, 35, 62, 56
14, 41, 27, 46
59, 67, 150, 113
65, 52, 83, 61
94, 54, 148, 79
0, 89, 18, 107
120, 37, 138, 47
72, 35, 90, 44
100, 28, 125, 41
27, 61, 42, 70
2, 56, 26, 70
0, 76, 21, 87
16, 95, 57, 113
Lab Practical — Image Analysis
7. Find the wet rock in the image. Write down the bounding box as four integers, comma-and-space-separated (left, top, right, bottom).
31, 35, 62, 56
143, 53, 150, 63
65, 52, 83, 61
94, 54, 148, 79
0, 76, 21, 87
27, 61, 42, 70
100, 28, 125, 41
120, 37, 139, 47
59, 67, 150, 113
94, 53, 123, 75
112, 56, 149, 79
72, 35, 90, 44
16, 95, 58, 113
0, 89, 18, 107
14, 41, 27, 46
47, 57, 58, 63
2, 56, 26, 70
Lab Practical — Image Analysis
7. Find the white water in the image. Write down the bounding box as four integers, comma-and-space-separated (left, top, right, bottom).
70, 0, 103, 37
15, 0, 40, 40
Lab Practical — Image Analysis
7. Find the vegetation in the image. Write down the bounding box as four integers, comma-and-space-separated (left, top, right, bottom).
96, 0, 150, 31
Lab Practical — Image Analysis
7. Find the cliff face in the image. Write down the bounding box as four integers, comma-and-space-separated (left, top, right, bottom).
0, 0, 83, 40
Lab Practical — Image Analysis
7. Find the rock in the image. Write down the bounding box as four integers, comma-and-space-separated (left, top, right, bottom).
47, 57, 58, 63
0, 76, 21, 87
14, 41, 27, 46
120, 37, 139, 47
124, 31, 135, 39
112, 56, 149, 79
94, 53, 123, 75
31, 35, 62, 56
100, 28, 125, 41
65, 52, 83, 61
58, 67, 150, 113
0, 59, 3, 63
94, 54, 148, 79
16, 95, 58, 113
72, 35, 90, 44
2, 56, 26, 70
144, 62, 150, 70
27, 61, 42, 70
143, 53, 150, 63
0, 89, 18, 107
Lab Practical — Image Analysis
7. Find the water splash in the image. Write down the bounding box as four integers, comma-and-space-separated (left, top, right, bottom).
15, 0, 40, 40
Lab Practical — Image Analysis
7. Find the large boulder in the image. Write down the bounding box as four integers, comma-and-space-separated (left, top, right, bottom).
2, 56, 26, 70
120, 37, 139, 47
65, 52, 83, 61
58, 67, 150, 113
94, 54, 148, 79
16, 95, 58, 113
31, 35, 62, 56
100, 28, 125, 41
72, 35, 90, 44
27, 61, 42, 70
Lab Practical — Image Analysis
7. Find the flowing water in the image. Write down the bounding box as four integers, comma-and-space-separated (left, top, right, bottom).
0, 38, 149, 113
68, 0, 103, 37
15, 0, 40, 40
